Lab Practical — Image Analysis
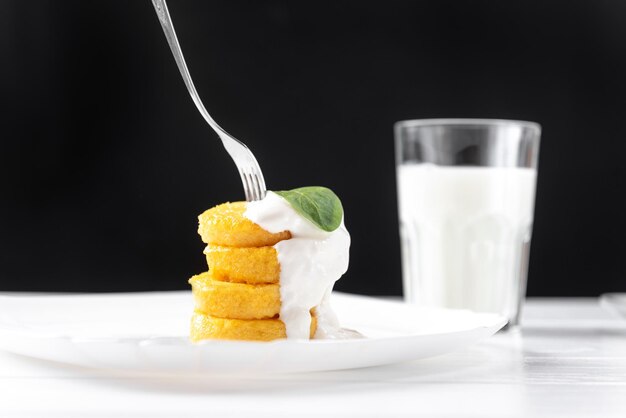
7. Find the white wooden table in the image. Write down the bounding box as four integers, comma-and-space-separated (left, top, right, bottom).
1, 298, 625, 417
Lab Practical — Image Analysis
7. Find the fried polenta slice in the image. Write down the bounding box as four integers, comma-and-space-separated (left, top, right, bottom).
198, 201, 291, 247
190, 311, 318, 342
189, 272, 280, 320
204, 245, 280, 284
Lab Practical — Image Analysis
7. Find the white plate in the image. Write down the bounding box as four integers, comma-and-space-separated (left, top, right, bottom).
0, 291, 505, 374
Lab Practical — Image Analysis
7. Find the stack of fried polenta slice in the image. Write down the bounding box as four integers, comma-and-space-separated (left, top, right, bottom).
189, 201, 317, 342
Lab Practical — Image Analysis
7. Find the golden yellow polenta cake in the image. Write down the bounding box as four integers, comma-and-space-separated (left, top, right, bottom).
189, 272, 280, 320
204, 245, 280, 284
190, 310, 317, 342
197, 201, 291, 248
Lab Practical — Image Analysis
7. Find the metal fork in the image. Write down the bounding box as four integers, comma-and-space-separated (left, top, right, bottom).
150, 0, 266, 201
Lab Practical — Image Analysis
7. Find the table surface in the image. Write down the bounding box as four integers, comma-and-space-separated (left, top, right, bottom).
1, 297, 625, 418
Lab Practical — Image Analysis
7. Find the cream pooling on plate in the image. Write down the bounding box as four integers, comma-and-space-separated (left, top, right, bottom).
244, 191, 350, 339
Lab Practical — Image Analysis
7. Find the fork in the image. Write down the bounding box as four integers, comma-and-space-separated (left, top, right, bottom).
150, 0, 267, 201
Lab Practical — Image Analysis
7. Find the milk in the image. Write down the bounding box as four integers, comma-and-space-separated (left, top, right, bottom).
397, 164, 537, 322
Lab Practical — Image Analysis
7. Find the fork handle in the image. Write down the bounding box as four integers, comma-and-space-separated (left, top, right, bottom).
150, 0, 227, 138
150, 0, 267, 202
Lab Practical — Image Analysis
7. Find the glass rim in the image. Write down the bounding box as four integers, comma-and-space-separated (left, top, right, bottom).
395, 118, 541, 133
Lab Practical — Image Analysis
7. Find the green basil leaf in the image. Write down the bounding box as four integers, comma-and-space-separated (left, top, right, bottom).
274, 186, 343, 232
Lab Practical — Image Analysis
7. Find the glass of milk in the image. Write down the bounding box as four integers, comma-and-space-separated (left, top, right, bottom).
395, 119, 540, 327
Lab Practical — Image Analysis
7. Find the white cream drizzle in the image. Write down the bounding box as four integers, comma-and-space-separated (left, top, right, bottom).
244, 191, 350, 339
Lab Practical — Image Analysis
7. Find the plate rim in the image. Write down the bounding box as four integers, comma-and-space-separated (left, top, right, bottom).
0, 291, 508, 345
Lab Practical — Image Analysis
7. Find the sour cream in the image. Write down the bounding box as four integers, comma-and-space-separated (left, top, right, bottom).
244, 191, 350, 339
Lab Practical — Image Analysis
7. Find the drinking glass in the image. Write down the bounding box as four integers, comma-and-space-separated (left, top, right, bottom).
395, 119, 540, 326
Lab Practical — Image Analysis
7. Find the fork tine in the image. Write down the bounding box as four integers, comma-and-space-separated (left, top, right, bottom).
246, 171, 258, 202
239, 151, 266, 201
227, 141, 265, 201
238, 168, 253, 202
248, 169, 260, 201
246, 168, 261, 202
248, 176, 256, 201
249, 173, 259, 201
252, 174, 261, 201
251, 166, 266, 200
246, 153, 266, 200
253, 172, 265, 200
246, 169, 258, 201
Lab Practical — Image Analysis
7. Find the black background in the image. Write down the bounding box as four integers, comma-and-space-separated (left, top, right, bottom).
1, 1, 625, 296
